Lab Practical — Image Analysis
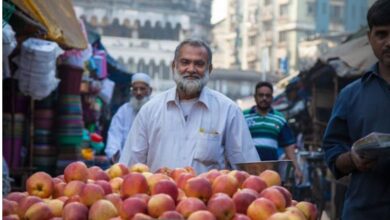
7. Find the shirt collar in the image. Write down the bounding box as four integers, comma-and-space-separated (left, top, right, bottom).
166, 86, 210, 109
361, 63, 380, 83
250, 106, 274, 114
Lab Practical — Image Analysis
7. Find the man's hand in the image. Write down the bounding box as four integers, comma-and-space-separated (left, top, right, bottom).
350, 149, 377, 172
110, 151, 120, 164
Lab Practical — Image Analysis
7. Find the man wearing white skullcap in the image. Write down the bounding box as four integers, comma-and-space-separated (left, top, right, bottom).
105, 72, 152, 163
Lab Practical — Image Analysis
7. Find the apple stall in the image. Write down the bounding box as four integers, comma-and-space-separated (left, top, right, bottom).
3, 161, 319, 220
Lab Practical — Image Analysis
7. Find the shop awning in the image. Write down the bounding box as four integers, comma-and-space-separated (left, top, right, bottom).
11, 0, 88, 49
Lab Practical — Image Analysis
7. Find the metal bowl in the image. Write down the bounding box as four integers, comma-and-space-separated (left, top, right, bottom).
236, 160, 293, 176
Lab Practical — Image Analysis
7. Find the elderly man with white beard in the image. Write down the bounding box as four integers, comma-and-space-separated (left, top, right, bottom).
105, 72, 152, 163
119, 39, 260, 173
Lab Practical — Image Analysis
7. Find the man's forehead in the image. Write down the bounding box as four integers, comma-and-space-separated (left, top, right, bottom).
178, 44, 208, 59
132, 81, 149, 87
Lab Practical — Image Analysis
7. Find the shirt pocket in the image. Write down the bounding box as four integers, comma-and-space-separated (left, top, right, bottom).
194, 132, 222, 164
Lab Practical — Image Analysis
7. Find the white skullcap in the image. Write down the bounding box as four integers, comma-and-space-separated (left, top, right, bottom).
132, 72, 151, 86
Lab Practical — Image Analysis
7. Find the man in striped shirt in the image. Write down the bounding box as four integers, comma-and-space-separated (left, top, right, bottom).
244, 81, 302, 181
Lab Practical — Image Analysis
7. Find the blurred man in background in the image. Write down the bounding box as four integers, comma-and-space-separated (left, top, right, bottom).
105, 72, 152, 163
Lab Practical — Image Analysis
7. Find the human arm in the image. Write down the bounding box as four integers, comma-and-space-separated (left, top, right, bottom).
118, 110, 149, 167
284, 144, 303, 183
105, 110, 125, 162
225, 107, 261, 169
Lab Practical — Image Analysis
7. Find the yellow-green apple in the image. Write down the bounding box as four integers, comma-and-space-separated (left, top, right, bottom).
80, 183, 105, 207
88, 166, 110, 181
130, 163, 150, 173
89, 199, 118, 220
271, 186, 292, 207
285, 206, 306, 220
258, 170, 281, 187
176, 173, 196, 190
146, 173, 171, 192
3, 214, 20, 220
17, 195, 43, 218
247, 197, 277, 220
142, 171, 153, 179
119, 197, 147, 220
44, 199, 64, 217
184, 177, 212, 202
3, 199, 18, 216
232, 213, 251, 220
26, 171, 54, 198
151, 179, 179, 201
63, 180, 86, 197
212, 174, 239, 197
187, 210, 216, 220
259, 187, 286, 211
155, 166, 172, 176
132, 213, 153, 220
62, 201, 89, 220
109, 177, 123, 193
158, 210, 184, 219
147, 194, 176, 218
53, 181, 66, 198
241, 175, 267, 193
5, 191, 28, 203
95, 180, 113, 195
207, 193, 236, 220
64, 161, 89, 183
228, 170, 250, 188
104, 193, 123, 211
176, 197, 207, 218
121, 173, 149, 198
268, 212, 290, 220
232, 188, 259, 214
24, 202, 54, 220
107, 163, 129, 179
295, 201, 318, 220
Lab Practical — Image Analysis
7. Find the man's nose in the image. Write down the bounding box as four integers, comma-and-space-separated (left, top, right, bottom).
187, 63, 196, 73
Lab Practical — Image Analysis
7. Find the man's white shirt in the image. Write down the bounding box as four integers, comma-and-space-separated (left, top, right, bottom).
105, 103, 136, 159
119, 87, 260, 174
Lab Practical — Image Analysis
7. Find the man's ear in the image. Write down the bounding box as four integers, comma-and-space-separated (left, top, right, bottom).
171, 61, 176, 71
208, 64, 213, 74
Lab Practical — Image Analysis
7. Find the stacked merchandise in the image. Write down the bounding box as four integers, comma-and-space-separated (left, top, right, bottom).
33, 94, 57, 175
55, 64, 85, 174
13, 38, 62, 100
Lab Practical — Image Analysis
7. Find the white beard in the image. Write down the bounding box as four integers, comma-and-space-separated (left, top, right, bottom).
173, 69, 210, 97
129, 96, 150, 113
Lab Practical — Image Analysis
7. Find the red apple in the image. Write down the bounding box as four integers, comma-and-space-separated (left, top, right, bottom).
89, 199, 118, 220
88, 166, 110, 181
271, 185, 292, 207
17, 195, 43, 218
3, 199, 18, 216
107, 163, 129, 179
44, 199, 64, 217
64, 161, 89, 183
184, 177, 212, 202
5, 192, 28, 203
158, 210, 184, 219
62, 201, 89, 220
258, 170, 281, 187
132, 213, 153, 220
228, 170, 249, 188
232, 213, 251, 220
232, 188, 259, 214
95, 180, 113, 195
26, 171, 54, 198
24, 202, 54, 220
119, 197, 147, 220
247, 197, 277, 220
104, 193, 123, 211
241, 175, 267, 193
207, 193, 236, 220
295, 201, 318, 220
176, 173, 196, 190
176, 197, 207, 218
187, 210, 216, 220
212, 174, 239, 197
53, 182, 66, 198
259, 187, 287, 211
63, 180, 86, 197
147, 194, 176, 218
121, 173, 149, 198
80, 183, 105, 207
151, 179, 179, 202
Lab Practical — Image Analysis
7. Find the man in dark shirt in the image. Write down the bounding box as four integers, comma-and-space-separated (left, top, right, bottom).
322, 1, 390, 219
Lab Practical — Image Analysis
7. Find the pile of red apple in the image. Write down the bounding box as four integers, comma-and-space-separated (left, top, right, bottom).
3, 161, 318, 220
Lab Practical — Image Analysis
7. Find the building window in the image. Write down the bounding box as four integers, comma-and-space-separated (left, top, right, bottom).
330, 5, 343, 23
280, 4, 288, 17
279, 31, 287, 43
264, 0, 271, 6
249, 36, 256, 46
263, 21, 272, 31
307, 2, 315, 16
